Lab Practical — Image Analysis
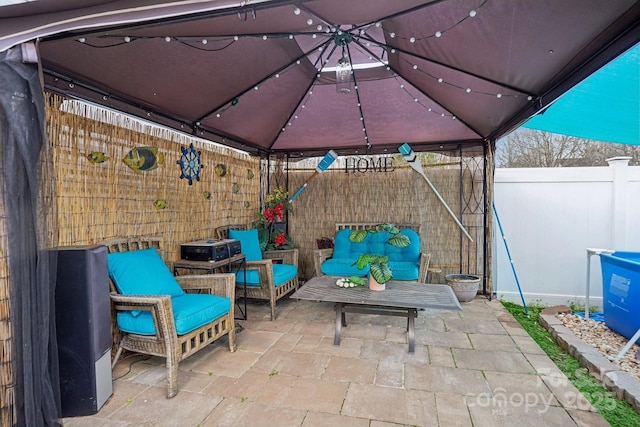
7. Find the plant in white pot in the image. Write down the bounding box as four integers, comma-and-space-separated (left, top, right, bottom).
349, 223, 411, 290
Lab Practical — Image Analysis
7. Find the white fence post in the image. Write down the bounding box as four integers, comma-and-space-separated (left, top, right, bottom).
607, 156, 631, 250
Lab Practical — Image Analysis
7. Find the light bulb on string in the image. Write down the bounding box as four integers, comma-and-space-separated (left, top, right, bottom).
335, 43, 353, 95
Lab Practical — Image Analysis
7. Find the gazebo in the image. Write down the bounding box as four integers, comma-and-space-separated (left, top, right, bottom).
1, 1, 639, 425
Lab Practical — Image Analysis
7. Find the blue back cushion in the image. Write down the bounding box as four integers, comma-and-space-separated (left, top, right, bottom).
332, 228, 420, 262
229, 229, 263, 261
107, 248, 185, 297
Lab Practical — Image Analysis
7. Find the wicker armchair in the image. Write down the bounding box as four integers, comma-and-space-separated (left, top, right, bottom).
102, 237, 235, 398
215, 224, 299, 320
313, 223, 432, 283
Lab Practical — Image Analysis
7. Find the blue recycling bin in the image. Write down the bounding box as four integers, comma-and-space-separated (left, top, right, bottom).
599, 251, 640, 343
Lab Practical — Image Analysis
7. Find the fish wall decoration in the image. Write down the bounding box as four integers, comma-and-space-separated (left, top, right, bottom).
154, 199, 168, 209
123, 146, 164, 172
87, 152, 109, 163
214, 164, 227, 177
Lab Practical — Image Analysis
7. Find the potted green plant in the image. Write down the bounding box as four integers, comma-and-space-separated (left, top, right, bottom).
349, 223, 411, 290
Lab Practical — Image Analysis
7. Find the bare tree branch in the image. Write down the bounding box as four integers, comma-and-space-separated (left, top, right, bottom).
496, 129, 640, 167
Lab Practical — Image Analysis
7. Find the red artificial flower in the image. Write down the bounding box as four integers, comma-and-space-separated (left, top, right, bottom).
273, 203, 284, 221
263, 208, 275, 221
274, 232, 287, 247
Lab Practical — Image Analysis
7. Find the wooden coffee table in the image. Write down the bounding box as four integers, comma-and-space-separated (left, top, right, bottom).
291, 276, 463, 353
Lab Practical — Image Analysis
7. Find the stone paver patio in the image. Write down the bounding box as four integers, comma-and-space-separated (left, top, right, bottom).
62, 295, 611, 426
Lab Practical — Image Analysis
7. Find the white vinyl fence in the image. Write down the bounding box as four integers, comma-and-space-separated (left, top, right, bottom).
493, 157, 640, 308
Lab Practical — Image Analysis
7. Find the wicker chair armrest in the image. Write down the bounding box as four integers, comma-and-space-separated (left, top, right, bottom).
176, 273, 235, 300
110, 293, 171, 311
110, 293, 175, 338
245, 259, 273, 270
312, 248, 334, 276
418, 253, 432, 284
263, 248, 299, 266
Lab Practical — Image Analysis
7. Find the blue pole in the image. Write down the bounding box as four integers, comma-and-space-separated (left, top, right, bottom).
493, 203, 528, 314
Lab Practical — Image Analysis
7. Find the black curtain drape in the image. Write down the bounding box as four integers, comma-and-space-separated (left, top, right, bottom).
0, 45, 60, 426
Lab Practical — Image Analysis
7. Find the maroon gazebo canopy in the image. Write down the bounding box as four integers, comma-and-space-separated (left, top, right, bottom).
1, 0, 639, 157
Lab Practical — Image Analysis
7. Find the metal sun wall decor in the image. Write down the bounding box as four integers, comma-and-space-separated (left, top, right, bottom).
177, 143, 203, 185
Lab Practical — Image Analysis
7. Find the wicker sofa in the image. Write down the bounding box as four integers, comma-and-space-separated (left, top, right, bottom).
102, 236, 236, 398
313, 223, 431, 283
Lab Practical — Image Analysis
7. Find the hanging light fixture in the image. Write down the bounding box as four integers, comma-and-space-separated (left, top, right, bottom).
334, 33, 353, 94
335, 51, 352, 94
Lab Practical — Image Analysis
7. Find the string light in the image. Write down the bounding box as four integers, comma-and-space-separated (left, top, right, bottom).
384, 0, 488, 42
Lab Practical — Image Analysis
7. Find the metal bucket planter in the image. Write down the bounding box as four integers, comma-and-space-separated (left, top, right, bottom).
445, 274, 480, 303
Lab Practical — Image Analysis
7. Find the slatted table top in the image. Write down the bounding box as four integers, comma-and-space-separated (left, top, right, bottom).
292, 276, 463, 311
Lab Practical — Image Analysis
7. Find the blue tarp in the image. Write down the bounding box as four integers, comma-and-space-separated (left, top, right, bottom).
524, 43, 640, 146
575, 311, 605, 322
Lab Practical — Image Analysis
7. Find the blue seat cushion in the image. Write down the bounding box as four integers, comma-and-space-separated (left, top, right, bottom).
236, 263, 297, 287
229, 229, 263, 261
321, 260, 419, 281
322, 258, 369, 277
387, 261, 419, 281
108, 248, 185, 297
116, 293, 231, 336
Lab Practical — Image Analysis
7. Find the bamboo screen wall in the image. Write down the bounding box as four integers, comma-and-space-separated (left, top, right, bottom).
46, 94, 260, 257
285, 154, 487, 283
44, 93, 488, 279
0, 116, 11, 425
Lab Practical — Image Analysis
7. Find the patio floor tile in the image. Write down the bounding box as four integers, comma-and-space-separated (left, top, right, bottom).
250, 349, 331, 378
301, 411, 370, 426
107, 385, 223, 426
321, 355, 378, 384
468, 333, 521, 352
192, 346, 262, 378
281, 377, 349, 413
428, 345, 457, 368
435, 392, 473, 426
452, 348, 535, 374
201, 398, 306, 427
404, 364, 491, 395
342, 383, 438, 426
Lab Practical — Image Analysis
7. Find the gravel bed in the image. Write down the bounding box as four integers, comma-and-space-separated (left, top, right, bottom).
557, 313, 640, 382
